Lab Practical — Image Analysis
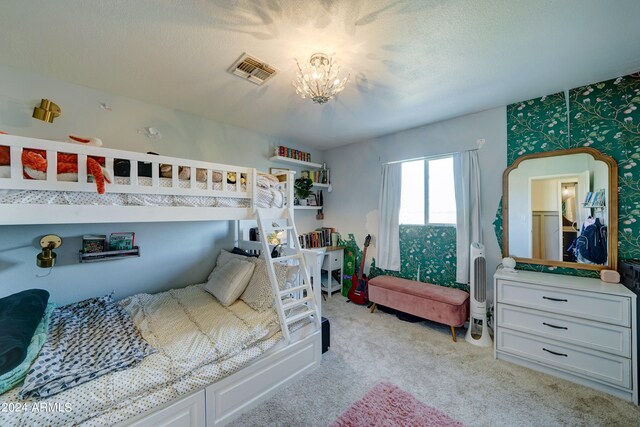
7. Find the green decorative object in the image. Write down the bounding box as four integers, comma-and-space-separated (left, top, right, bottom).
294, 177, 313, 200
339, 234, 360, 296
499, 72, 640, 277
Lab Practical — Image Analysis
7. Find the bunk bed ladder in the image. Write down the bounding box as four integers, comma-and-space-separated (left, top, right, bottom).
256, 209, 321, 343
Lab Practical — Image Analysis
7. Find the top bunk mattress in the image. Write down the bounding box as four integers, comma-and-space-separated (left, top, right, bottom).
0, 176, 285, 209
0, 284, 284, 427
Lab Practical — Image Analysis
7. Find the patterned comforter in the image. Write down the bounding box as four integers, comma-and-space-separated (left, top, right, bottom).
0, 285, 282, 427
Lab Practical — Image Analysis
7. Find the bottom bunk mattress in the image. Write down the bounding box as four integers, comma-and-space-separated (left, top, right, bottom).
0, 176, 285, 208
0, 284, 285, 427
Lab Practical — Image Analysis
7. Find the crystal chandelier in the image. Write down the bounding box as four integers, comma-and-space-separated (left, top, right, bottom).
293, 53, 349, 104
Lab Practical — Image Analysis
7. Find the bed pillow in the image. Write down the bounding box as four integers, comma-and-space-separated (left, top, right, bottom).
241, 258, 288, 312
216, 248, 259, 268
204, 258, 256, 306
0, 303, 55, 395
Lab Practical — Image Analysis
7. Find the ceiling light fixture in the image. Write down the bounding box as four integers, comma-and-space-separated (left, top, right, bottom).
293, 53, 349, 104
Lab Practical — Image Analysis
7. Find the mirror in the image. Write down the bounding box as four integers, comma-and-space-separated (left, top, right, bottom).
503, 148, 618, 271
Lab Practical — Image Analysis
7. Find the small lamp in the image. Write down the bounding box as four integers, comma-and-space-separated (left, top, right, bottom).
37, 234, 62, 268
32, 99, 61, 123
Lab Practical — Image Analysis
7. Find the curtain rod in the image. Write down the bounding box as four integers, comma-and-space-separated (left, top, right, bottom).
382, 148, 479, 165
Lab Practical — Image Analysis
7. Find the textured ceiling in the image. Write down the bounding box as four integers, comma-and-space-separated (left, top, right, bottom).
1, 0, 639, 149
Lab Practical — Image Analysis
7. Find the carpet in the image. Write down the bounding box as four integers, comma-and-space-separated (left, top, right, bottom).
330, 382, 465, 427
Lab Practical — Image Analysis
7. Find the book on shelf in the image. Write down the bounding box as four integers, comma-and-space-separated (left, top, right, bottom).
109, 232, 135, 251
297, 227, 336, 249
82, 235, 106, 253
583, 192, 594, 206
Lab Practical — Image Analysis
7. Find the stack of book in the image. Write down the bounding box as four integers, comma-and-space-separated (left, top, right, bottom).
277, 146, 311, 162
298, 227, 335, 249
302, 169, 329, 184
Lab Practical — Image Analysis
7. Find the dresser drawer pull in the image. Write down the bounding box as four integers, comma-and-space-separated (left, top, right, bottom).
542, 322, 568, 330
543, 348, 568, 357
542, 296, 568, 302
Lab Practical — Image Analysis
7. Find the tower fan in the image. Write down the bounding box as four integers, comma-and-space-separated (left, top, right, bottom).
465, 242, 492, 347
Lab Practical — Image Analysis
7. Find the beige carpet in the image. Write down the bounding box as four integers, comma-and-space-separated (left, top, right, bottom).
230, 295, 640, 427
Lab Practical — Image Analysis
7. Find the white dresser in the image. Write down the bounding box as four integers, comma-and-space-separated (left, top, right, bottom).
494, 268, 638, 403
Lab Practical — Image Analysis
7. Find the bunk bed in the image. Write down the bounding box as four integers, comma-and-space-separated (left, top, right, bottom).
0, 134, 323, 427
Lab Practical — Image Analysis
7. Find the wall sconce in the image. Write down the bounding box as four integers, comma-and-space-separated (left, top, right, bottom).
32, 99, 61, 123
37, 234, 62, 268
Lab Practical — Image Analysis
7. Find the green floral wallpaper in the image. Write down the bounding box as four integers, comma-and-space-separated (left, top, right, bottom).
369, 225, 464, 291
507, 91, 569, 164
499, 72, 640, 276
571, 75, 640, 261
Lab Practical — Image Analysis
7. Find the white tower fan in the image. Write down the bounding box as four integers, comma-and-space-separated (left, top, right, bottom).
465, 242, 492, 347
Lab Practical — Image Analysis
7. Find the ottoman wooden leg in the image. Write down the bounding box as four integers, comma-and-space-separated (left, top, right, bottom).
370, 303, 377, 313
450, 325, 457, 342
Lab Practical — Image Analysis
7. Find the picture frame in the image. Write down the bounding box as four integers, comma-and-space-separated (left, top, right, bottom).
307, 194, 318, 206
269, 167, 289, 182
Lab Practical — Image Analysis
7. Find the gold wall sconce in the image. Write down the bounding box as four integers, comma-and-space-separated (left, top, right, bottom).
32, 99, 61, 123
37, 234, 62, 268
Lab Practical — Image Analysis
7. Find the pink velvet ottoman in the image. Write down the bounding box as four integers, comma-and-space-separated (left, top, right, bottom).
368, 275, 470, 342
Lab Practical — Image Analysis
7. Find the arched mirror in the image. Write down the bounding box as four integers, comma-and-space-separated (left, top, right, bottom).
503, 147, 617, 271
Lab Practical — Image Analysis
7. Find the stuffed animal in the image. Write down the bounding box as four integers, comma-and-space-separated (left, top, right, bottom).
20, 135, 111, 194
160, 164, 208, 182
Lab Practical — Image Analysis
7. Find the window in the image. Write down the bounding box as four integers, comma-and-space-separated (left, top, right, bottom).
399, 156, 456, 225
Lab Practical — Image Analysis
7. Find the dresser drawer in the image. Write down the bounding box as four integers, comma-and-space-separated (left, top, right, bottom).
496, 279, 630, 327
498, 304, 631, 357
497, 329, 631, 389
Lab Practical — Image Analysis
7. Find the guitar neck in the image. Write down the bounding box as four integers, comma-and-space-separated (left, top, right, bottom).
358, 247, 368, 280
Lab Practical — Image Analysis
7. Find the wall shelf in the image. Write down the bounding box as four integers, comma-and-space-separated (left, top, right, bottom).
79, 247, 140, 263
269, 155, 322, 169
312, 182, 330, 188
294, 206, 322, 210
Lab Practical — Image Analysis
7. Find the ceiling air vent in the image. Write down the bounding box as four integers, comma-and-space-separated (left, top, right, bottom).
228, 53, 277, 85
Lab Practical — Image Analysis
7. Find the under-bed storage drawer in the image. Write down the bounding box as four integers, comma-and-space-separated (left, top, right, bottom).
496, 279, 630, 326
126, 390, 206, 427
498, 328, 631, 389
206, 331, 321, 426
498, 304, 631, 357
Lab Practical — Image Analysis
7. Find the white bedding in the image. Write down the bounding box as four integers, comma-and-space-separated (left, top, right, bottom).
0, 285, 287, 427
0, 176, 285, 209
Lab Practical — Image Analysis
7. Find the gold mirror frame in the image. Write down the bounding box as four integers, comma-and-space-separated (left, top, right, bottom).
502, 147, 618, 271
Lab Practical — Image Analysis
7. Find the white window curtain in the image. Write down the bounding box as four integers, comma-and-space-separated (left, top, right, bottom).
453, 150, 482, 284
376, 163, 402, 271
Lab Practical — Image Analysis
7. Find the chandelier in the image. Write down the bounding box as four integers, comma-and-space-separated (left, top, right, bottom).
293, 53, 349, 104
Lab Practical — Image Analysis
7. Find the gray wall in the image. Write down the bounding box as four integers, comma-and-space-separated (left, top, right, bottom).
322, 107, 507, 301
0, 64, 323, 304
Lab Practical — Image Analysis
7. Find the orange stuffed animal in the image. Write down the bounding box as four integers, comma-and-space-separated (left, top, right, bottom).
0, 134, 111, 194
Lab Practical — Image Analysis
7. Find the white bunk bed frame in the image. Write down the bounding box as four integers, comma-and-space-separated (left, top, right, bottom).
0, 134, 323, 427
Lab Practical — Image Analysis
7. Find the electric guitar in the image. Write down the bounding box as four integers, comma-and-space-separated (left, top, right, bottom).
348, 234, 371, 305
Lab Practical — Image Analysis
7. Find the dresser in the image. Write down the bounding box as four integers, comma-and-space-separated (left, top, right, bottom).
494, 268, 638, 404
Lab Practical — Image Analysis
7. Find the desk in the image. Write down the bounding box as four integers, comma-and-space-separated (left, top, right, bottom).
321, 247, 343, 298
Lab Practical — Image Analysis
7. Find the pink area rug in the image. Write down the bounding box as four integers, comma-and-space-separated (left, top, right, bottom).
330, 382, 465, 427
